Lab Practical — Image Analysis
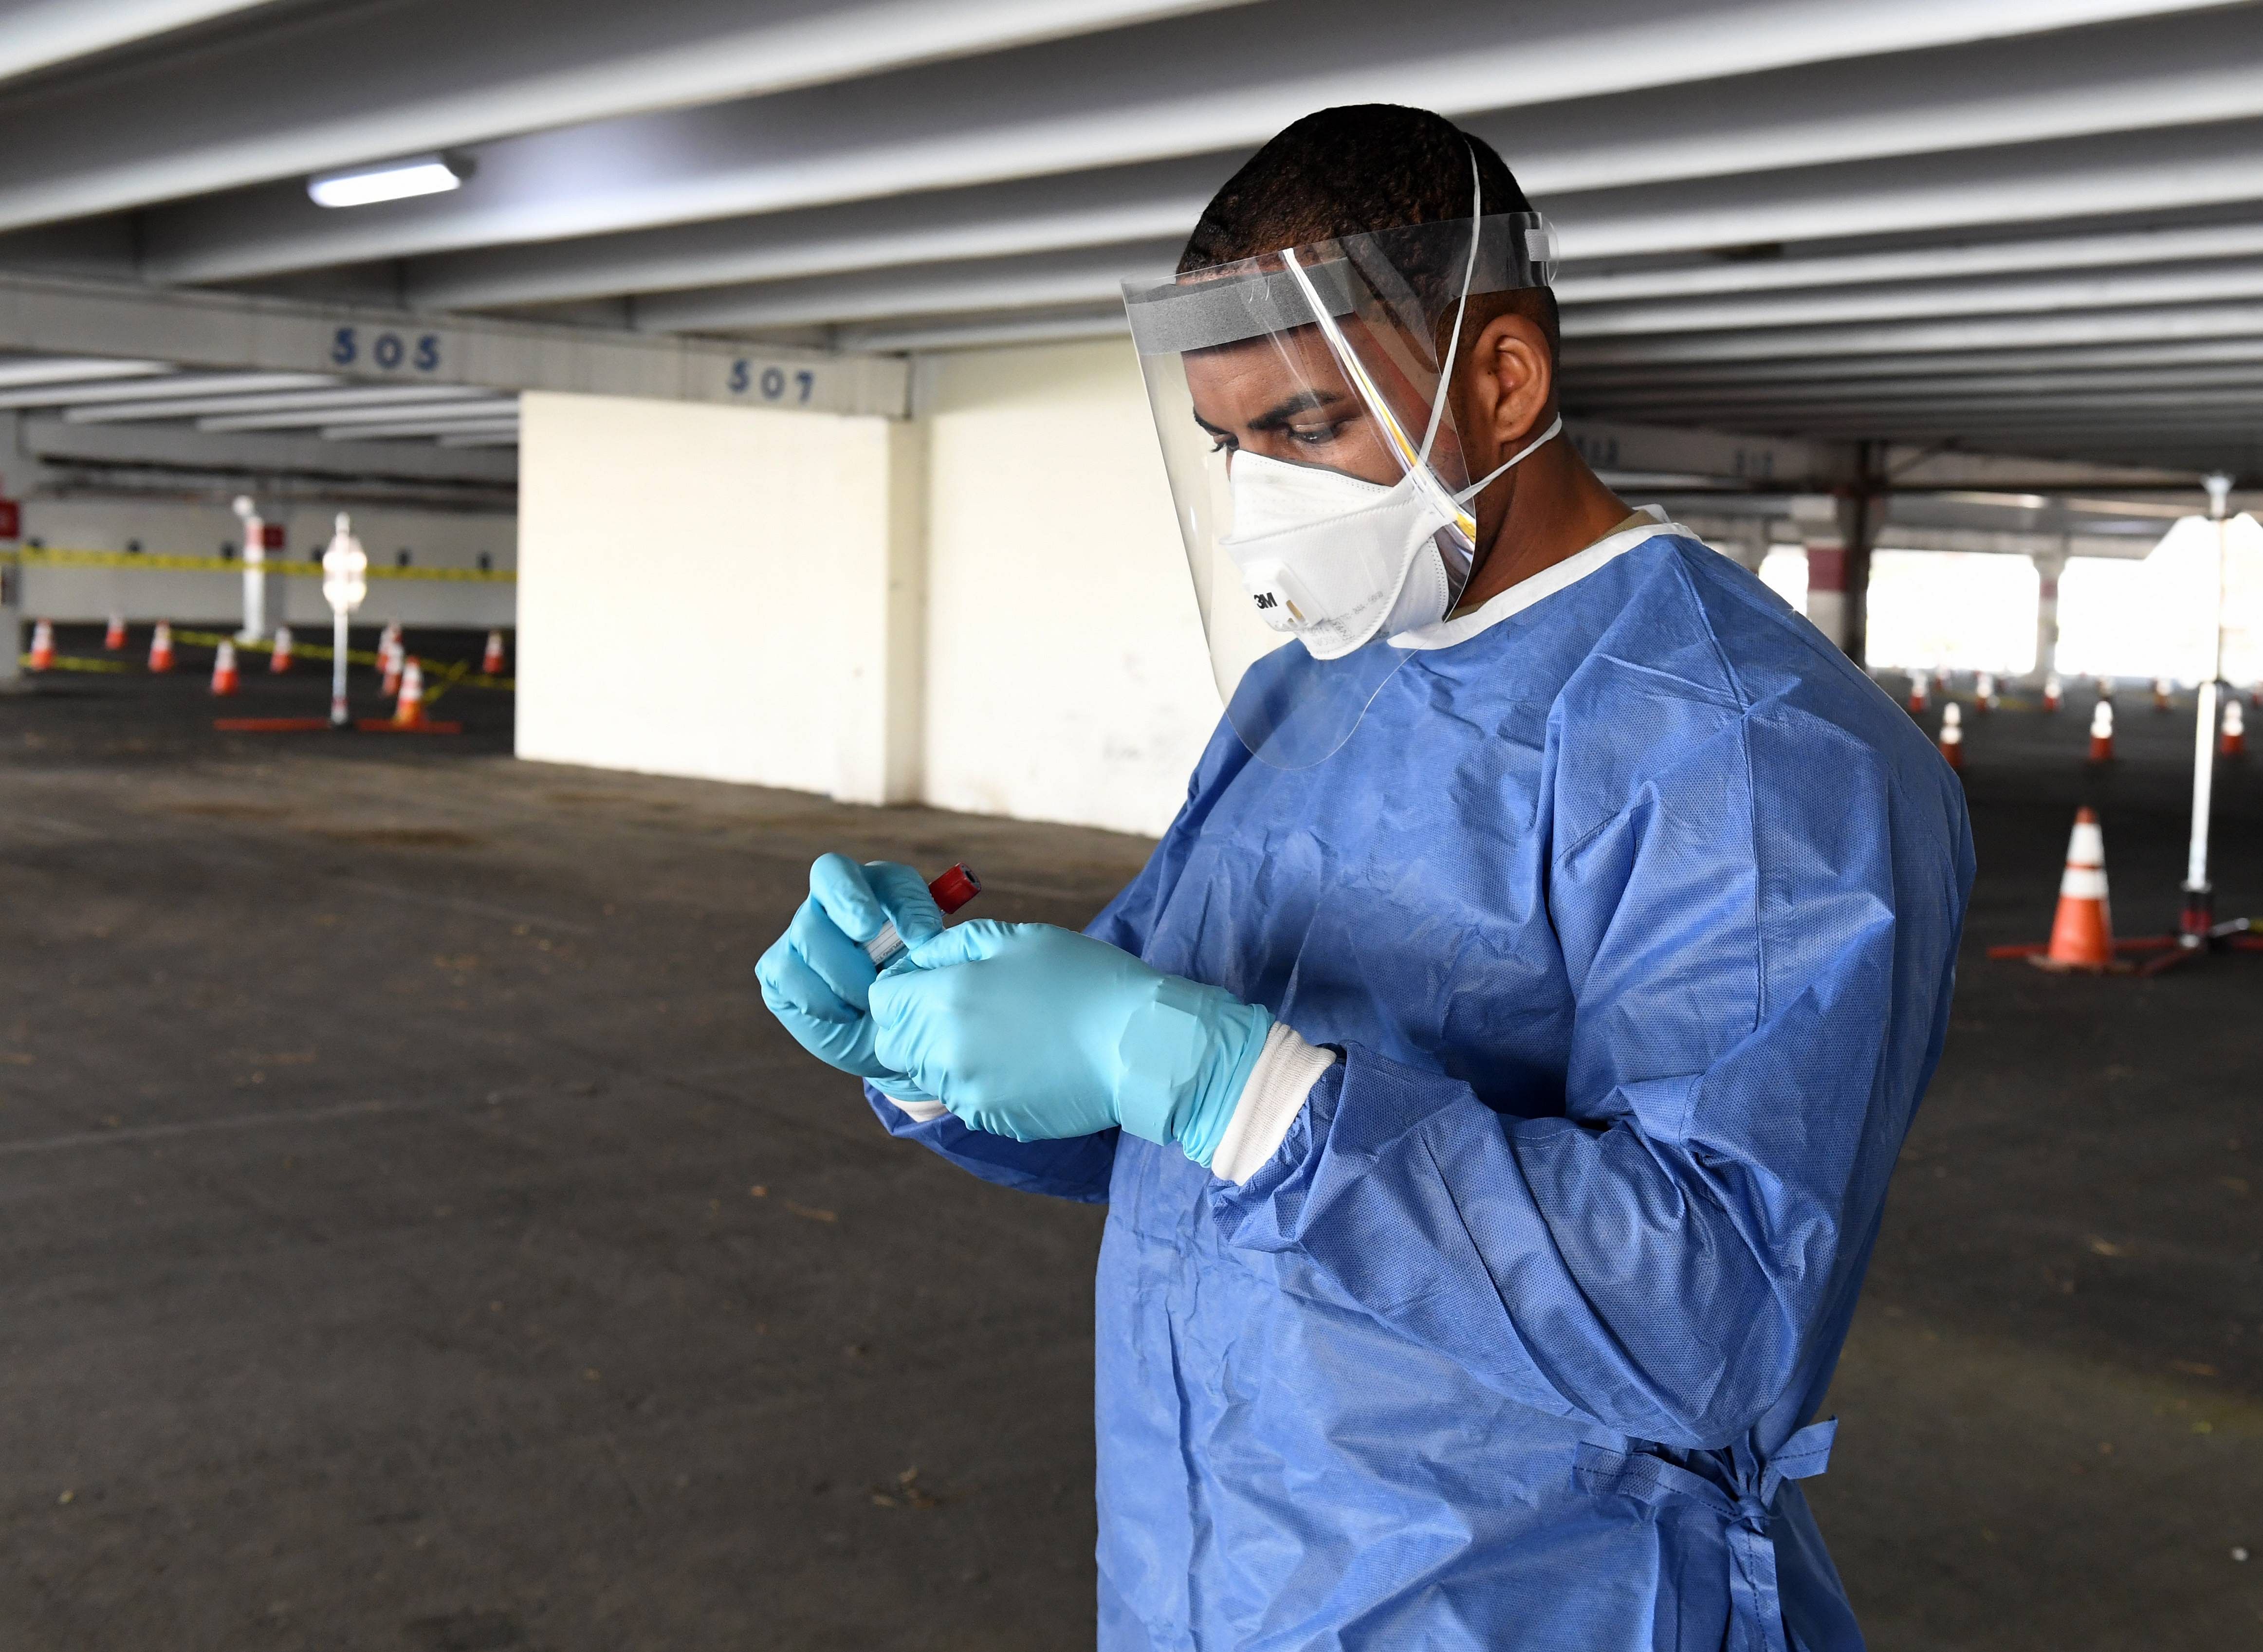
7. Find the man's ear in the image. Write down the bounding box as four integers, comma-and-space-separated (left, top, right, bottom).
1466, 311, 1554, 457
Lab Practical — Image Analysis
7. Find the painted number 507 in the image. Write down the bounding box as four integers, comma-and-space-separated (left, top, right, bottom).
729, 360, 816, 403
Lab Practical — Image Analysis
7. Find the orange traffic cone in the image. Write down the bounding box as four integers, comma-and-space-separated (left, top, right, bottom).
1906, 669, 1931, 713
2088, 699, 2114, 763
391, 658, 425, 728
27, 618, 54, 671
103, 613, 126, 651
2042, 672, 2063, 712
270, 624, 293, 674
210, 640, 240, 697
1938, 701, 1964, 772
379, 624, 403, 697
481, 629, 505, 675
2041, 808, 2117, 971
2222, 696, 2246, 758
1974, 671, 1997, 712
148, 622, 175, 673
2153, 676, 2173, 712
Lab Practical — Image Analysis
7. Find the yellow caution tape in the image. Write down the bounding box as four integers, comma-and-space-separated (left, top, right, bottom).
170, 627, 514, 695
4, 546, 514, 583
18, 653, 130, 674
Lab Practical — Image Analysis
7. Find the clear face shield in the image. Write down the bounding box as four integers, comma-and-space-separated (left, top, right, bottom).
1124, 210, 1560, 768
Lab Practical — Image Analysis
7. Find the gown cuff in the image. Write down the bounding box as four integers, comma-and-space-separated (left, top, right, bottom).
1209, 1022, 1337, 1185
877, 1087, 947, 1123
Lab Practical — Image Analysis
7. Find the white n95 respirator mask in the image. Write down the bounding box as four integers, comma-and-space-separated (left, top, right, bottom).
1219, 414, 1563, 659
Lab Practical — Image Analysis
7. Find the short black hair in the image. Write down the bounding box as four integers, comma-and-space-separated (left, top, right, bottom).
1179, 105, 1532, 272
1179, 104, 1556, 359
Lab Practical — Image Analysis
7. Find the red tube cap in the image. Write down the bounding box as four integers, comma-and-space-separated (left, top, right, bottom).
928, 863, 982, 915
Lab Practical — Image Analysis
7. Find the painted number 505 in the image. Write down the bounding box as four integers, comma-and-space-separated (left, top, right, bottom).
729, 360, 816, 403
331, 327, 442, 373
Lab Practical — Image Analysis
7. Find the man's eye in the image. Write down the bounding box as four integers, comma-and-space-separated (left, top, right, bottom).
1287, 424, 1341, 446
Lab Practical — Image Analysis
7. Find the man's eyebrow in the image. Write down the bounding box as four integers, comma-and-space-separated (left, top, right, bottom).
1246, 388, 1346, 431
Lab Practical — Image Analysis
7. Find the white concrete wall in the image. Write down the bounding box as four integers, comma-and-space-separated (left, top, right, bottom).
515, 390, 918, 800
919, 341, 1215, 837
15, 497, 515, 630
511, 344, 1220, 837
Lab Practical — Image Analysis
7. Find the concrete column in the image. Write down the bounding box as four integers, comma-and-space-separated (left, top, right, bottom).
1791, 492, 1875, 661
0, 548, 18, 688
236, 518, 288, 642
0, 483, 18, 686
1723, 528, 1769, 575
515, 390, 925, 801
2033, 545, 2067, 682
1804, 543, 1849, 651
832, 420, 927, 806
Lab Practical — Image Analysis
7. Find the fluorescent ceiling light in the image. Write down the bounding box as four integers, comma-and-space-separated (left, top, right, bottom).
0, 356, 171, 389
308, 154, 465, 209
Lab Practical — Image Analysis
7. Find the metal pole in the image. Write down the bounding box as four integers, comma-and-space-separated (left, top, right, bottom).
2181, 473, 2232, 943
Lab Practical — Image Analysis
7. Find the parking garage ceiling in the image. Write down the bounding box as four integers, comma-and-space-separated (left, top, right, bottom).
0, 0, 2260, 476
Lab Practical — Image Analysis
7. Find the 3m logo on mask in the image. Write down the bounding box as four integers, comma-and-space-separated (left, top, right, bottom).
1239, 560, 1322, 637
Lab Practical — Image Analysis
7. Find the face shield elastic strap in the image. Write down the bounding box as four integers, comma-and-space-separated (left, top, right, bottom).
1275, 145, 1558, 544
1454, 414, 1563, 506
1438, 146, 1562, 509
1274, 147, 1487, 545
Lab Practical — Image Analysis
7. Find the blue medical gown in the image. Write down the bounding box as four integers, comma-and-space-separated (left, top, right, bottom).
868, 534, 1973, 1651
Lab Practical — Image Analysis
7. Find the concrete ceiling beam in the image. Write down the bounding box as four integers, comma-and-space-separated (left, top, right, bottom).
128, 0, 2223, 283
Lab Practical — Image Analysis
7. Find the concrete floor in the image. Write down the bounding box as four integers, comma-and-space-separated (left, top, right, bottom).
1, 629, 2258, 1650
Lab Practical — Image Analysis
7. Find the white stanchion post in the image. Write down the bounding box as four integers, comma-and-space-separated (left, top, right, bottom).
321, 513, 368, 729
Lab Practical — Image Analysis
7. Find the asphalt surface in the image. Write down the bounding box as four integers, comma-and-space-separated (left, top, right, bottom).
1, 632, 2257, 1650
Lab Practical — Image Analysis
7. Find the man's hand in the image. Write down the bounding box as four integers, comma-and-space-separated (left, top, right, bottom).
756, 854, 944, 1095
868, 920, 1272, 1164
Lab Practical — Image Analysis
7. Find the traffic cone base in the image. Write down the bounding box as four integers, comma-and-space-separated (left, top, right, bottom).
2028, 951, 2135, 975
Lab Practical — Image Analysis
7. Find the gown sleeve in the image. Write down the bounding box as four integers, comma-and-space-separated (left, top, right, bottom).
1211, 703, 1971, 1449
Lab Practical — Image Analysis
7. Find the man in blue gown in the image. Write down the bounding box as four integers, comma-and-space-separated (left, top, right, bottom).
759, 104, 1972, 1652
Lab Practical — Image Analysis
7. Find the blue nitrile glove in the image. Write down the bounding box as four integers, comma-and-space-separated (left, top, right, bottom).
867, 920, 1273, 1166
755, 854, 945, 1096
